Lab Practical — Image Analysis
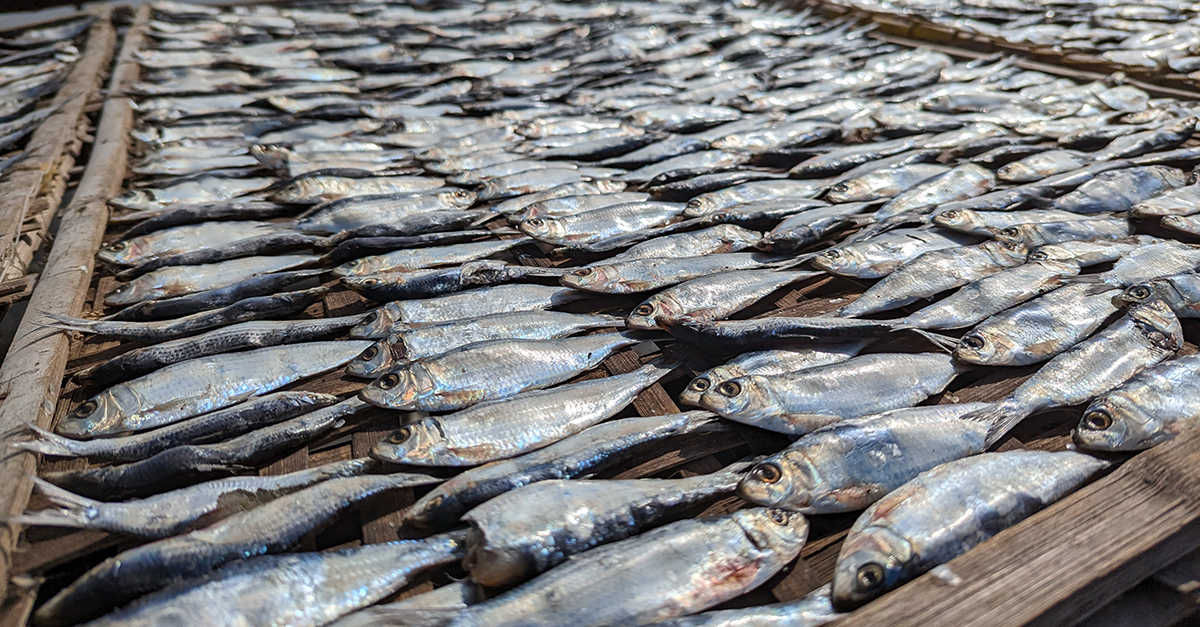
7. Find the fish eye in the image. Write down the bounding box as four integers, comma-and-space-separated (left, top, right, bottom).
573, 268, 593, 276
1000, 227, 1020, 238
688, 377, 711, 392
768, 509, 789, 525
386, 427, 412, 444
361, 346, 379, 360
717, 381, 742, 397
960, 334, 986, 350
1003, 242, 1022, 251
753, 462, 782, 484
455, 190, 470, 197
1126, 285, 1152, 301
527, 218, 544, 227
109, 242, 127, 251
822, 249, 841, 259
73, 400, 97, 417
634, 303, 655, 316
1082, 409, 1113, 430
363, 278, 380, 287
363, 312, 378, 324
855, 563, 886, 591
347, 260, 360, 267
686, 199, 703, 208
830, 183, 847, 193
379, 373, 401, 389
113, 285, 128, 293
427, 495, 444, 509
940, 210, 959, 220
1029, 251, 1049, 261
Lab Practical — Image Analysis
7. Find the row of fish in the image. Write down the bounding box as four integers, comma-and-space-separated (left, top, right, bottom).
12, 0, 1200, 626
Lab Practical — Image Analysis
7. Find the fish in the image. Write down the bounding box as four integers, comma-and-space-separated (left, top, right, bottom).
898, 260, 1079, 329
680, 342, 870, 407
1130, 184, 1200, 218
36, 472, 443, 625
660, 316, 907, 349
645, 583, 840, 627
837, 241, 1028, 317
445, 508, 807, 627
599, 224, 762, 264
1027, 236, 1160, 267
791, 135, 931, 178
349, 285, 587, 338
931, 208, 1111, 236
991, 218, 1134, 247
371, 362, 672, 465
1074, 354, 1200, 451
831, 451, 1107, 610
516, 192, 651, 220
12, 457, 373, 538
42, 399, 373, 500
326, 582, 485, 627
519, 202, 686, 247
995, 150, 1090, 183
1161, 214, 1200, 238
332, 237, 533, 277
463, 463, 746, 586
359, 332, 643, 411
347, 311, 622, 377
294, 189, 476, 234
964, 300, 1182, 444
404, 411, 717, 528
738, 403, 990, 513
697, 352, 964, 434
1117, 273, 1200, 318
561, 253, 784, 294
104, 254, 317, 306
1092, 240, 1200, 286
869, 162, 996, 224
46, 286, 329, 342
1050, 165, 1188, 213
107, 176, 276, 213
684, 180, 829, 216
103, 269, 320, 322
340, 260, 562, 302
64, 533, 467, 627
626, 270, 821, 330
56, 341, 370, 437
14, 391, 338, 463
823, 163, 949, 203
271, 175, 457, 205
812, 228, 979, 279
98, 220, 284, 268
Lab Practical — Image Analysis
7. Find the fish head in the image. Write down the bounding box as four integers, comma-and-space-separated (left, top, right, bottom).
96, 239, 146, 266
333, 256, 387, 277
811, 246, 866, 276
981, 239, 1028, 265
953, 328, 1017, 365
107, 190, 155, 211
679, 365, 744, 407
1129, 299, 1184, 351
738, 452, 820, 511
103, 280, 153, 307
341, 275, 389, 297
359, 363, 435, 410
1073, 393, 1166, 452
697, 375, 769, 420
370, 420, 446, 464
518, 216, 567, 241
346, 336, 406, 378
684, 196, 718, 217
55, 391, 125, 437
595, 180, 627, 194
627, 295, 677, 330
268, 179, 312, 204
404, 483, 463, 528
734, 508, 809, 561
991, 224, 1040, 247
350, 303, 405, 339
439, 188, 478, 208
832, 525, 913, 611
559, 265, 619, 291
715, 224, 765, 249
930, 208, 981, 233
1027, 244, 1076, 264
249, 144, 288, 170
1116, 281, 1164, 308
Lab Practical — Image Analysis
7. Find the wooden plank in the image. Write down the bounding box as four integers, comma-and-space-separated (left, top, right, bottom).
0, 7, 132, 604
1082, 550, 1200, 627
827, 424, 1200, 627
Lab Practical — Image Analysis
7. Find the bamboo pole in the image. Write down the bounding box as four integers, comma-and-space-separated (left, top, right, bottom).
0, 5, 147, 603
0, 10, 116, 282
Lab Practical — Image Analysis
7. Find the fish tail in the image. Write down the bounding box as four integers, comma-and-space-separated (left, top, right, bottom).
34, 311, 99, 333
9, 423, 87, 458
962, 401, 1031, 447
905, 328, 958, 353
8, 478, 103, 529
768, 252, 820, 270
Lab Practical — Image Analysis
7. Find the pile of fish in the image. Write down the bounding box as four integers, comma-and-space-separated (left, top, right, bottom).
0, 17, 89, 179
12, 0, 1200, 625
828, 0, 1200, 77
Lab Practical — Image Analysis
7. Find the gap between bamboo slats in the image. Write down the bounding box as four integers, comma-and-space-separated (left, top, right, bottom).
0, 5, 140, 606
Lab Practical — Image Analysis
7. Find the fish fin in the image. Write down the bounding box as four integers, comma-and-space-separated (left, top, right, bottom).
1061, 274, 1111, 285
904, 328, 958, 353
7, 477, 102, 530
8, 423, 85, 458
769, 252, 820, 270
33, 311, 99, 334
962, 401, 1031, 447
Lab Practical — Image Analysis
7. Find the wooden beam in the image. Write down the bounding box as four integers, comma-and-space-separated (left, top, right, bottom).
827, 423, 1200, 627
0, 5, 145, 603
0, 10, 115, 280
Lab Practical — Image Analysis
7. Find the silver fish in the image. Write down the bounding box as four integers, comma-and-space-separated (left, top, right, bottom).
992, 218, 1134, 247
1051, 165, 1188, 213
996, 150, 1090, 183
105, 254, 317, 306
360, 332, 642, 411
898, 260, 1079, 330
698, 353, 964, 434
1117, 273, 1200, 318
520, 202, 686, 247
1093, 240, 1200, 286
837, 241, 1027, 317
626, 270, 820, 330
97, 221, 282, 266
562, 253, 783, 294
646, 583, 840, 627
349, 285, 587, 338
272, 176, 457, 205
823, 163, 949, 203
964, 300, 1182, 444
738, 403, 990, 514
871, 163, 996, 223
601, 224, 762, 264
294, 189, 475, 234
56, 341, 370, 437
684, 180, 828, 217
1130, 184, 1200, 218
371, 362, 671, 465
348, 311, 622, 377
932, 208, 1112, 236
332, 237, 533, 277
812, 228, 979, 279
1074, 354, 1200, 451
1028, 236, 1159, 267
680, 342, 870, 407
